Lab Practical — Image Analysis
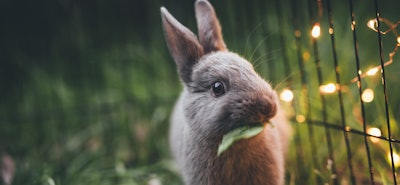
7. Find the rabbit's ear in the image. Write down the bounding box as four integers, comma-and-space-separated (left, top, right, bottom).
195, 0, 227, 53
161, 7, 204, 84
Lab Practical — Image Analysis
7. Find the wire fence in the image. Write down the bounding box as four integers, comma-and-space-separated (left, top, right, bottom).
279, 0, 400, 184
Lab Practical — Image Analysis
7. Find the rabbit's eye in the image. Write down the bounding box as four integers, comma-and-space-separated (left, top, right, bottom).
211, 81, 225, 97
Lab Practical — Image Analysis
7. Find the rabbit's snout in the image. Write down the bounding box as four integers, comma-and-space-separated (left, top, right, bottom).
237, 94, 277, 124
253, 95, 277, 123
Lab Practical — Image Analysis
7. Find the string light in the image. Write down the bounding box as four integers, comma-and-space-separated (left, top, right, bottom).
328, 28, 334, 35
351, 17, 400, 83
303, 51, 310, 61
311, 23, 321, 38
387, 151, 400, 168
361, 88, 374, 103
351, 21, 356, 31
295, 30, 302, 38
367, 18, 400, 35
366, 67, 379, 76
298, 15, 400, 174
367, 19, 377, 31
367, 127, 381, 143
319, 83, 337, 94
279, 89, 294, 102
296, 115, 305, 123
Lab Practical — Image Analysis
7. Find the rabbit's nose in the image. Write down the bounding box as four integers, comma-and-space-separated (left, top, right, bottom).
249, 95, 277, 123
261, 95, 278, 121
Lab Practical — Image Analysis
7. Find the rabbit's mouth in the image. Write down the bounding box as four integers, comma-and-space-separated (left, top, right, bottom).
249, 120, 274, 128
229, 111, 275, 130
234, 121, 268, 130
247, 108, 276, 125
247, 121, 266, 127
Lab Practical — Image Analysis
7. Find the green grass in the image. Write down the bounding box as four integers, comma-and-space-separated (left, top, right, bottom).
1, 0, 399, 184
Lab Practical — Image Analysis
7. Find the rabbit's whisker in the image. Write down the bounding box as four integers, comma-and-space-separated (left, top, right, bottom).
244, 23, 263, 56
248, 34, 273, 61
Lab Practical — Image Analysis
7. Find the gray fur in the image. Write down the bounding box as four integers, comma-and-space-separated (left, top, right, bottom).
161, 1, 291, 184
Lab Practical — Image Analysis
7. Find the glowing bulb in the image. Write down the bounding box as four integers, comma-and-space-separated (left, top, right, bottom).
366, 67, 379, 76
361, 88, 374, 103
296, 115, 305, 123
397, 36, 400, 44
329, 28, 334, 35
319, 83, 337, 94
295, 30, 301, 38
311, 23, 321, 38
387, 151, 400, 168
367, 127, 381, 143
351, 21, 356, 31
367, 19, 377, 30
303, 51, 310, 61
280, 89, 294, 102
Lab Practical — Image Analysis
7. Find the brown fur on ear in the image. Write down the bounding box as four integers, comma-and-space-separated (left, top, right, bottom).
195, 0, 227, 53
161, 7, 204, 84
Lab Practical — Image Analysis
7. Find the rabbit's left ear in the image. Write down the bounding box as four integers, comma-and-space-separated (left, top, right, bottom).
161, 7, 204, 84
195, 0, 227, 53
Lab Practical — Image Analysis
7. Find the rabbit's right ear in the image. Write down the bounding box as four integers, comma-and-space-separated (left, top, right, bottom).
161, 7, 204, 84
195, 0, 227, 53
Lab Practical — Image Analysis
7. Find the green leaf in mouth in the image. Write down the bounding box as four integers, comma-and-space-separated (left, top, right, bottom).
217, 123, 265, 156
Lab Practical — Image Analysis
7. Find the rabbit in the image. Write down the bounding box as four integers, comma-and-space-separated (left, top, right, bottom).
161, 0, 291, 184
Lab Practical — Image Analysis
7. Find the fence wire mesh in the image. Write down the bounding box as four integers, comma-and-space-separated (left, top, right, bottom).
281, 0, 399, 184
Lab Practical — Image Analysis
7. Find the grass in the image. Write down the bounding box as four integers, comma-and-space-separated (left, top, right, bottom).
1, 0, 399, 184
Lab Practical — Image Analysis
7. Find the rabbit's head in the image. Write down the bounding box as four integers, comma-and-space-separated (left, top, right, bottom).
161, 0, 278, 136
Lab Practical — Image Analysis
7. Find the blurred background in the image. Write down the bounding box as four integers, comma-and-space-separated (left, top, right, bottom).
0, 0, 399, 184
